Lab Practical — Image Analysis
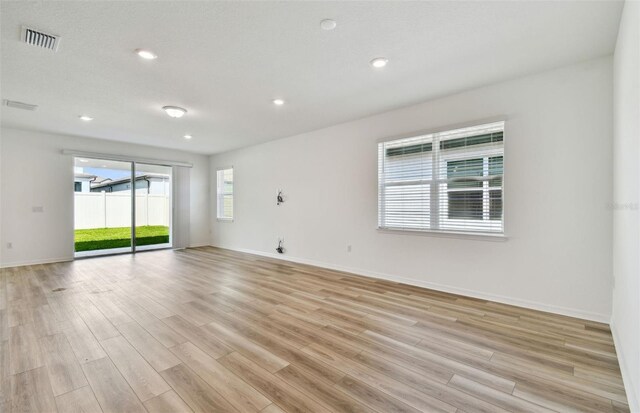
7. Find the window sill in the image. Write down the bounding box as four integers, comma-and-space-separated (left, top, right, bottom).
377, 227, 508, 241
217, 218, 234, 223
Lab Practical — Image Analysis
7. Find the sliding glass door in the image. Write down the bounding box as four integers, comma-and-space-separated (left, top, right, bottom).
73, 157, 172, 257
134, 163, 172, 251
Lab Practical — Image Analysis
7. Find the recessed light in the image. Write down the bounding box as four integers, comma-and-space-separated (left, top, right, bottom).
272, 99, 285, 106
162, 106, 187, 118
184, 134, 193, 140
320, 19, 337, 30
79, 115, 94, 121
370, 57, 388, 68
135, 49, 157, 60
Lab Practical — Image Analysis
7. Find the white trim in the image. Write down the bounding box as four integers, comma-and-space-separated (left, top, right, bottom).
377, 228, 507, 241
75, 246, 132, 258
62, 149, 193, 168
376, 116, 508, 144
215, 245, 610, 323
0, 243, 210, 268
0, 256, 73, 268
1, 245, 612, 324
610, 320, 639, 412
378, 121, 505, 237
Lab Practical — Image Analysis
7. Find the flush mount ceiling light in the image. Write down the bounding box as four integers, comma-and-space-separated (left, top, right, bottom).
79, 115, 94, 121
135, 49, 157, 60
320, 19, 337, 30
162, 106, 187, 118
370, 57, 388, 68
272, 99, 285, 106
184, 134, 193, 140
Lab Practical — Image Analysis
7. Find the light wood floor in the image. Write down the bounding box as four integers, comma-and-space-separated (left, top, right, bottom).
0, 247, 629, 413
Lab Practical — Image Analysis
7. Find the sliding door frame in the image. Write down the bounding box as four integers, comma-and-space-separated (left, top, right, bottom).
73, 155, 173, 258
131, 161, 137, 254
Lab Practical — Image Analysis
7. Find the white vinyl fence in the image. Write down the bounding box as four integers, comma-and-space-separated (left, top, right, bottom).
75, 192, 170, 230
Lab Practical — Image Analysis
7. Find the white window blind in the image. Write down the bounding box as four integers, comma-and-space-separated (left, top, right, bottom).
216, 167, 234, 220
378, 121, 504, 235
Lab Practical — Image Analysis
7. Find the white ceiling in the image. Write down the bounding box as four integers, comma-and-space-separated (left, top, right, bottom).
1, 1, 623, 155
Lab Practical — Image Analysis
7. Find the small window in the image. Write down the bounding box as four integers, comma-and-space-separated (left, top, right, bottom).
378, 121, 504, 235
74, 182, 82, 192
216, 167, 234, 221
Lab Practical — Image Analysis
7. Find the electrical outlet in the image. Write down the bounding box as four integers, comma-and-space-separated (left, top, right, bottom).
6, 242, 12, 249
32, 206, 44, 213
347, 245, 352, 253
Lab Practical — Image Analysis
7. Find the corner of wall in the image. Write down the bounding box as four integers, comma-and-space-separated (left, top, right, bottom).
610, 1, 640, 411
610, 318, 640, 412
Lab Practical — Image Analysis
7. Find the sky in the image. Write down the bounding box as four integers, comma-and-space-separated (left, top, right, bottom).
84, 167, 133, 180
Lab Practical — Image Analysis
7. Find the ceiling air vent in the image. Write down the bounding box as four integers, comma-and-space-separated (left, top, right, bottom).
21, 26, 60, 52
3, 100, 38, 111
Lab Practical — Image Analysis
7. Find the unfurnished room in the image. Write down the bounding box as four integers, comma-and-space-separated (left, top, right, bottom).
0, 1, 639, 412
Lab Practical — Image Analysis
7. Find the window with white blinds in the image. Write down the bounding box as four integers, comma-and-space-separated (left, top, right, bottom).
378, 122, 504, 235
216, 167, 234, 221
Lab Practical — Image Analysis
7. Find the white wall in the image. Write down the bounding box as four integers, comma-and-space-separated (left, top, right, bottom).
211, 57, 614, 322
0, 128, 210, 267
611, 1, 640, 411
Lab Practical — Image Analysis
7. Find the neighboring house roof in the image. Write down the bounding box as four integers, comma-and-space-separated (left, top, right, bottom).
90, 173, 168, 190
93, 176, 112, 184
74, 173, 113, 185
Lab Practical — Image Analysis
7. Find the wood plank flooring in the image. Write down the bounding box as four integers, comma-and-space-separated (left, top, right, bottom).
0, 246, 629, 413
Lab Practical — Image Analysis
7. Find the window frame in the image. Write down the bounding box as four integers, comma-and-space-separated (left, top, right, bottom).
216, 166, 234, 222
438, 145, 503, 232
377, 120, 507, 239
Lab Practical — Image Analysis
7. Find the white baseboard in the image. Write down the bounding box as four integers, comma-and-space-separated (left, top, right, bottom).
0, 256, 74, 268
0, 245, 610, 323
189, 243, 211, 248
219, 245, 611, 323
0, 243, 209, 268
610, 320, 639, 412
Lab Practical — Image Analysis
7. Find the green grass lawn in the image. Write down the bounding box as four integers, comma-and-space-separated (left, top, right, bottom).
75, 226, 169, 252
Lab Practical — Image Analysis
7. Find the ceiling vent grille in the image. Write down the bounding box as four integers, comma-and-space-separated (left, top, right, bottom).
3, 100, 38, 111
21, 26, 60, 52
